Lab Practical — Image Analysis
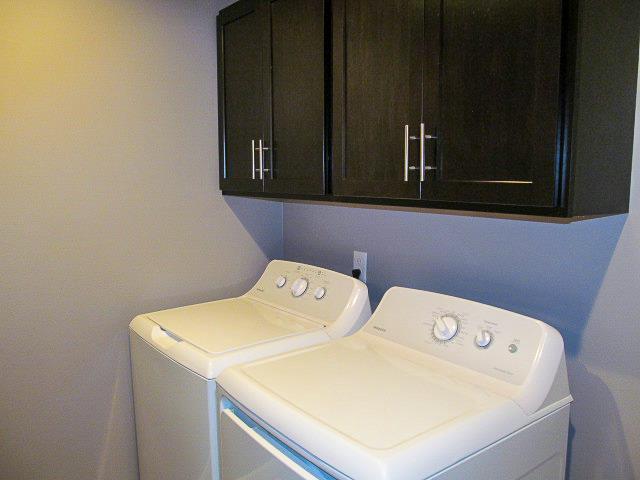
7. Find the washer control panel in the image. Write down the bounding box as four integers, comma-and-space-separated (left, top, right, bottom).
249, 260, 364, 325
364, 287, 549, 385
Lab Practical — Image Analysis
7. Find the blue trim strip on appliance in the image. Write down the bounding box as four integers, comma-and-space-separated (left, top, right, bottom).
229, 406, 337, 480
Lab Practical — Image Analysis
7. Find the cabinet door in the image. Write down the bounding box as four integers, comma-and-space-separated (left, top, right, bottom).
218, 0, 266, 193
263, 0, 326, 196
332, 0, 423, 199
422, 0, 563, 207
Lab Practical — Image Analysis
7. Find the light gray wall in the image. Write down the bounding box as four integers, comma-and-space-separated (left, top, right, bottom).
0, 1, 282, 479
283, 53, 640, 479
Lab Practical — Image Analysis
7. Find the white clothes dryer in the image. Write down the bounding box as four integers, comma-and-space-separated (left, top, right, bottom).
129, 260, 370, 480
217, 286, 572, 480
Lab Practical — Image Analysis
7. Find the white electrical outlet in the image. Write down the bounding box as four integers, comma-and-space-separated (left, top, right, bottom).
353, 251, 368, 283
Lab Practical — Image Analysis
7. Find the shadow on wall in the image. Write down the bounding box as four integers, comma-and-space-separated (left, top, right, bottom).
565, 360, 635, 479
94, 329, 139, 480
224, 195, 284, 259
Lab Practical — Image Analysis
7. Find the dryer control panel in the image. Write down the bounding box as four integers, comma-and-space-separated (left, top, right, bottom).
247, 260, 368, 327
364, 287, 563, 386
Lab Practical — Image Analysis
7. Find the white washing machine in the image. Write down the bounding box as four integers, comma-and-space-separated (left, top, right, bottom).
217, 286, 573, 480
129, 260, 370, 480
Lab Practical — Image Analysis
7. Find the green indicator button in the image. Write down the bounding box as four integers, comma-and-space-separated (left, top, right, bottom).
508, 344, 518, 354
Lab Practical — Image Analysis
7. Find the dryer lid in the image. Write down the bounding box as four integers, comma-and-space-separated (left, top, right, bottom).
146, 298, 322, 355
230, 333, 512, 449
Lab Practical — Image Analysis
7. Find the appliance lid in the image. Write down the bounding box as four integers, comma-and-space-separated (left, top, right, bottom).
234, 334, 513, 450
146, 297, 323, 355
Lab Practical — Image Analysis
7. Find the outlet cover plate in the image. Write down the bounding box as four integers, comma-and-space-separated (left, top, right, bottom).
353, 251, 367, 283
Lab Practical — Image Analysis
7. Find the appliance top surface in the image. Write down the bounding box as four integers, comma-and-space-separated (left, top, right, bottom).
231, 333, 512, 450
146, 297, 321, 355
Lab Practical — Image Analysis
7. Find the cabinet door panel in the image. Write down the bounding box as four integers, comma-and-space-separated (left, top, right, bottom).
218, 1, 265, 193
332, 0, 422, 199
423, 0, 563, 207
264, 0, 326, 196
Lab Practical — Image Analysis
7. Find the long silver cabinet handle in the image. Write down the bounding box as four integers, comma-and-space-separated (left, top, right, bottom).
419, 123, 426, 182
258, 139, 264, 180
257, 140, 271, 180
251, 139, 256, 180
423, 127, 438, 178
404, 125, 423, 182
404, 125, 410, 182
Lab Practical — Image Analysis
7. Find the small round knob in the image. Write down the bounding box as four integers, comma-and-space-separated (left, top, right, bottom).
314, 287, 326, 300
433, 314, 459, 342
475, 329, 492, 348
275, 276, 287, 288
290, 278, 309, 297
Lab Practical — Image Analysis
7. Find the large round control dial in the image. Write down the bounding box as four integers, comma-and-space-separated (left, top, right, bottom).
475, 329, 492, 348
433, 314, 460, 342
290, 278, 309, 297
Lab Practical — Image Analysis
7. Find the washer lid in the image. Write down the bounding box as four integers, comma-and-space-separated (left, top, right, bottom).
219, 333, 529, 480
147, 297, 322, 355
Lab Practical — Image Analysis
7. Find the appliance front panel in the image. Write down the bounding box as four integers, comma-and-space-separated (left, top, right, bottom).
430, 405, 570, 480
130, 332, 218, 480
219, 406, 337, 480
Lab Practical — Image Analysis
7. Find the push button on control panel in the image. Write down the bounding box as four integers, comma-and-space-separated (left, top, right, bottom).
291, 278, 309, 297
275, 276, 287, 288
314, 287, 326, 300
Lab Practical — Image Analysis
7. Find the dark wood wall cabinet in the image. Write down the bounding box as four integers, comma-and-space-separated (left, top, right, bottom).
217, 0, 327, 196
218, 0, 639, 219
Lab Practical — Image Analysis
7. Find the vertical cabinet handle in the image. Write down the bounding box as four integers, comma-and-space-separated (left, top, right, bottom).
423, 126, 438, 179
419, 123, 426, 182
404, 125, 410, 182
251, 139, 256, 180
404, 125, 421, 182
258, 139, 264, 180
